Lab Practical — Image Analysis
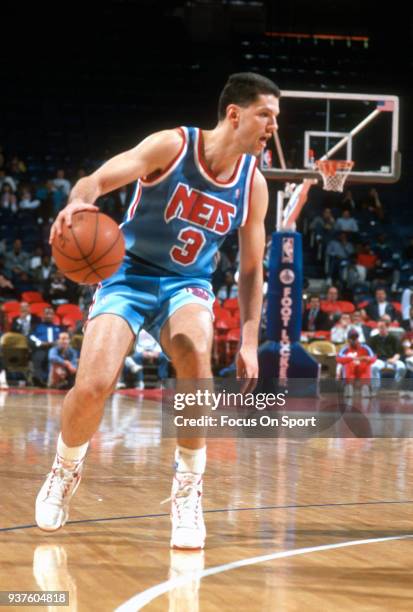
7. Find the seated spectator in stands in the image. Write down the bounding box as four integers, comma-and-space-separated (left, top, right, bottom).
366, 188, 384, 221
217, 270, 238, 303
325, 232, 355, 284
401, 338, 413, 387
349, 309, 371, 343
4, 239, 30, 277
330, 313, 352, 344
18, 187, 41, 214
334, 209, 359, 234
401, 306, 413, 332
0, 186, 19, 217
372, 233, 393, 264
0, 169, 17, 193
7, 155, 27, 183
45, 270, 76, 305
336, 329, 376, 397
29, 307, 62, 386
302, 296, 331, 333
309, 207, 335, 246
32, 254, 54, 293
321, 285, 343, 325
340, 189, 356, 211
363, 288, 398, 322
51, 169, 71, 197
369, 320, 406, 389
48, 331, 77, 389
212, 250, 233, 293
356, 241, 379, 279
117, 329, 168, 389
11, 301, 41, 336
49, 170, 70, 216
29, 246, 43, 272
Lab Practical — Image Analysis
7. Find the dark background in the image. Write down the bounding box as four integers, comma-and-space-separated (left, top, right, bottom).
1, 0, 411, 163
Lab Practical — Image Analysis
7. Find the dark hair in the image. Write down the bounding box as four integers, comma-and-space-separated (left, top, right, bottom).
218, 72, 280, 121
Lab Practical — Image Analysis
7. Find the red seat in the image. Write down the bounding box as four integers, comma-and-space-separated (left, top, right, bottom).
392, 301, 402, 313
223, 297, 239, 315
2, 301, 21, 313
61, 316, 77, 331
313, 330, 331, 340
21, 291, 44, 304
30, 302, 52, 316
56, 304, 83, 321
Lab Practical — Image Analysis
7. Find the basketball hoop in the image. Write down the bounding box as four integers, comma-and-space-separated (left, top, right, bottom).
315, 160, 354, 192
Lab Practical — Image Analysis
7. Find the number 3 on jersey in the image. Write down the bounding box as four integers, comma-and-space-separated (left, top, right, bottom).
170, 227, 206, 266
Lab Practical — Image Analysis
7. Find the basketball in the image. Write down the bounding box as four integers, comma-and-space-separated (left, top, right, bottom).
51, 211, 125, 284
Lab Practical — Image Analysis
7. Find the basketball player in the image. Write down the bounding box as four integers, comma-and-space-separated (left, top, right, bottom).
36, 73, 280, 549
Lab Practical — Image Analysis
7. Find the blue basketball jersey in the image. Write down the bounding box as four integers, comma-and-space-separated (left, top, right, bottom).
120, 126, 257, 279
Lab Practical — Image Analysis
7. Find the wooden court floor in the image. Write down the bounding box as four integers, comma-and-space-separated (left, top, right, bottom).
1, 389, 413, 611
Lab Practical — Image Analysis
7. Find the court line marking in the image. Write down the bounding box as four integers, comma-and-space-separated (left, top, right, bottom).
2, 499, 413, 533
115, 534, 413, 611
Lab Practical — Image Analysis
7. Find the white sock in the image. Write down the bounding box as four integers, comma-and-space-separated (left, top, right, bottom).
175, 445, 206, 474
57, 433, 89, 463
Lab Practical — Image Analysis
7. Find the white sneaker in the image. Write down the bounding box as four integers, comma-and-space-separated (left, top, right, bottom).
35, 455, 84, 532
170, 473, 206, 550
344, 384, 354, 397
361, 384, 371, 398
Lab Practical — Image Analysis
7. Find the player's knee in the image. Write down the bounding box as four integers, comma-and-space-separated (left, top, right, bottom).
74, 377, 113, 404
173, 343, 212, 377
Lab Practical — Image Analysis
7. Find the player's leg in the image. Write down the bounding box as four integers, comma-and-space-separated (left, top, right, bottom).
160, 303, 214, 549
36, 314, 134, 531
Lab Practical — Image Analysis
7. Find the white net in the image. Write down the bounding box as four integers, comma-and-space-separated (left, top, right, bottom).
315, 160, 354, 192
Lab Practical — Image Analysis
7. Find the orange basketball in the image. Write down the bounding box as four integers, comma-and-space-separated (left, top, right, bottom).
51, 211, 125, 284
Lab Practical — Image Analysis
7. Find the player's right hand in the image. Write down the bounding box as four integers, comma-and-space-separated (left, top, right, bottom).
49, 200, 99, 244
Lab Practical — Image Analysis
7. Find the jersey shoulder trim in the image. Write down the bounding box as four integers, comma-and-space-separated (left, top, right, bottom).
140, 127, 188, 187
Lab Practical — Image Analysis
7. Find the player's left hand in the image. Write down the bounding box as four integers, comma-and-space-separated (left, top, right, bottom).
236, 345, 259, 394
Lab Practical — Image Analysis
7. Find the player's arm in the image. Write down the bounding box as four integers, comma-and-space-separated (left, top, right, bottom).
236, 169, 268, 387
50, 129, 183, 241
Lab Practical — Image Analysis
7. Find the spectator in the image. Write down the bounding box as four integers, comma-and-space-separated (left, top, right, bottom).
0, 186, 18, 216
325, 232, 355, 284
32, 254, 55, 293
321, 285, 343, 325
51, 169, 71, 197
356, 241, 379, 279
11, 301, 41, 336
364, 288, 398, 322
340, 189, 356, 211
401, 306, 413, 332
45, 270, 76, 305
309, 207, 335, 249
0, 169, 17, 193
334, 209, 359, 234
369, 320, 406, 389
29, 307, 62, 386
302, 296, 331, 333
48, 332, 77, 389
336, 329, 376, 397
4, 239, 30, 277
349, 309, 371, 343
330, 313, 352, 344
18, 187, 41, 213
217, 270, 238, 302
401, 288, 413, 323
118, 329, 169, 389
